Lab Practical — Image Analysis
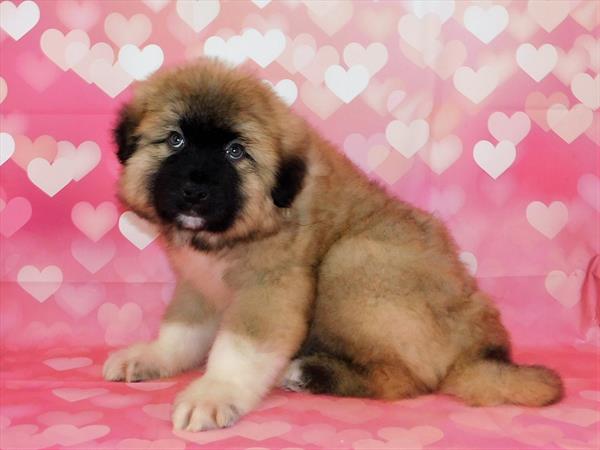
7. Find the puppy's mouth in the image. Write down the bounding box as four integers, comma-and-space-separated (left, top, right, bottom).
176, 213, 206, 231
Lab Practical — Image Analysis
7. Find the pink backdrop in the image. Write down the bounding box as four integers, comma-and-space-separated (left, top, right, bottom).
0, 0, 599, 448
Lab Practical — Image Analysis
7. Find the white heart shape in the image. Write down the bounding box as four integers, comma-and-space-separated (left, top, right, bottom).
176, 0, 220, 32
343, 42, 388, 76
453, 66, 498, 104
118, 44, 164, 80
251, 0, 271, 9
385, 119, 430, 158
463, 5, 508, 44
27, 157, 73, 197
472, 140, 516, 179
516, 43, 558, 82
0, 132, 15, 165
0, 0, 40, 40
118, 211, 159, 250
571, 73, 600, 110
412, 0, 455, 23
267, 79, 298, 105
203, 35, 247, 66
243, 29, 286, 68
459, 251, 478, 276
56, 140, 101, 181
142, 0, 170, 13
324, 64, 370, 103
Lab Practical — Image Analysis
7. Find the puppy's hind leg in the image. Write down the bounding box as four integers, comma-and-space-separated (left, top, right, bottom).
282, 353, 371, 397
103, 281, 220, 382
282, 353, 428, 400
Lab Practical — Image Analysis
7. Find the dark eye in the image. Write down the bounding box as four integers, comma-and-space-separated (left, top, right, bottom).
226, 141, 245, 160
167, 132, 185, 149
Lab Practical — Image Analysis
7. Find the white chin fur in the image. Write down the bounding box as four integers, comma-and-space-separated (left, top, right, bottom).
177, 214, 206, 230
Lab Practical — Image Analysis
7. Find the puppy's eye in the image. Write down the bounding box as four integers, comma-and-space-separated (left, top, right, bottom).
167, 132, 185, 149
225, 141, 245, 160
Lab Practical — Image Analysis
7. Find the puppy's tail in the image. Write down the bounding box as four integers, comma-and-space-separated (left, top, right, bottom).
440, 354, 563, 407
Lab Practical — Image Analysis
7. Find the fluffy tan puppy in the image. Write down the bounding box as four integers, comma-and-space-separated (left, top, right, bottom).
104, 59, 563, 431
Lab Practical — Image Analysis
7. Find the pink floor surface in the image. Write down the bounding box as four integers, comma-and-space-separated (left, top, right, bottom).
1, 344, 599, 449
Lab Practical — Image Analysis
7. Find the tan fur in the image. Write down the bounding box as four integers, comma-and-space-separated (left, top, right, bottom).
106, 59, 563, 431
440, 361, 564, 407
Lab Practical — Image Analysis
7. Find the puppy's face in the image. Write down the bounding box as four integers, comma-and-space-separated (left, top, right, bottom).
114, 60, 307, 250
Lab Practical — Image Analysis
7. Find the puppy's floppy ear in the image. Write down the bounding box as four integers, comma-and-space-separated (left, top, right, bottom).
271, 156, 306, 208
114, 103, 141, 164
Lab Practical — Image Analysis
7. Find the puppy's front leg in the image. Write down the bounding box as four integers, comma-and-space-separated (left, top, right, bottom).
103, 281, 220, 382
172, 267, 313, 431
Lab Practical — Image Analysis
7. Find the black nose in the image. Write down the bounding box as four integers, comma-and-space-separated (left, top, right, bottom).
182, 182, 209, 202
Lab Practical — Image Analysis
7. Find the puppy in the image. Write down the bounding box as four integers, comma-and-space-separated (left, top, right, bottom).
104, 59, 563, 432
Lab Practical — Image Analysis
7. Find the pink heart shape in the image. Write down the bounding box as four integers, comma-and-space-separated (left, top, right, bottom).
90, 393, 149, 409
56, 0, 100, 31
525, 91, 569, 131
488, 111, 531, 144
117, 438, 186, 450
142, 403, 171, 421
104, 12, 152, 47
545, 270, 585, 308
52, 388, 108, 402
16, 52, 61, 92
539, 405, 600, 427
299, 81, 342, 120
299, 45, 339, 84
43, 357, 92, 371
0, 196, 31, 237
41, 424, 110, 446
71, 238, 116, 274
71, 201, 118, 242
54, 282, 106, 319
97, 302, 144, 346
344, 133, 387, 173
378, 426, 444, 447
12, 134, 58, 170
277, 33, 316, 74
37, 411, 103, 427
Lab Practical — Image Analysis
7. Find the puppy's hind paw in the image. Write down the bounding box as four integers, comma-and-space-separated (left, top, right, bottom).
280, 359, 308, 392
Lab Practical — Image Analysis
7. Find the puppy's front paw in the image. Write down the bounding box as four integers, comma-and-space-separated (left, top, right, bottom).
103, 343, 164, 382
172, 378, 248, 432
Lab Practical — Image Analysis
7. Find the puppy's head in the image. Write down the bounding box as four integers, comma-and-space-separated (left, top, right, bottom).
114, 59, 308, 250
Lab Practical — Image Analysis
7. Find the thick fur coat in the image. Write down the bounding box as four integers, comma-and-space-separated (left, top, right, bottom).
104, 59, 563, 432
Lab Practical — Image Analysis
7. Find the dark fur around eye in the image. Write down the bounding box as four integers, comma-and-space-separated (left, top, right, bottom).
271, 156, 306, 208
149, 116, 244, 235
114, 104, 140, 164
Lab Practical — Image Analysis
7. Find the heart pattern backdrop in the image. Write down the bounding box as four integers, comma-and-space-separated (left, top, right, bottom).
0, 1, 599, 449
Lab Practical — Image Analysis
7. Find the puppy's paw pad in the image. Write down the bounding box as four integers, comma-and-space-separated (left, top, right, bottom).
172, 380, 244, 431
103, 344, 162, 382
